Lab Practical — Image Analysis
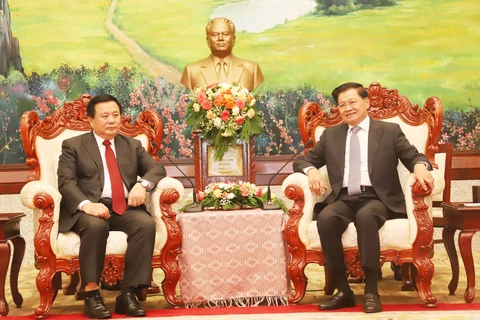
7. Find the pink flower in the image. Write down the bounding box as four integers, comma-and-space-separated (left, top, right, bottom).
197, 191, 205, 201
239, 186, 249, 197
235, 116, 245, 125
197, 91, 206, 104
220, 110, 230, 121
235, 99, 246, 110
207, 82, 218, 89
255, 188, 263, 197
201, 100, 212, 110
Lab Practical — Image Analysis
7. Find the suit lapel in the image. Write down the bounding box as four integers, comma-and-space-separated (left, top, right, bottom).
335, 124, 348, 181
227, 55, 245, 85
83, 132, 104, 187
368, 120, 383, 176
200, 57, 218, 87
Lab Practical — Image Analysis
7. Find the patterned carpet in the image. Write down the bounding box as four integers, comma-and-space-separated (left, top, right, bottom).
3, 250, 480, 319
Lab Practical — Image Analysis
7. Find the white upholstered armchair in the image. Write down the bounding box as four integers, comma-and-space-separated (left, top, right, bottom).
282, 83, 445, 307
20, 95, 184, 318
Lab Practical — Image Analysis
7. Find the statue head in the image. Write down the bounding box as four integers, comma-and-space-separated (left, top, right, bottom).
206, 18, 236, 58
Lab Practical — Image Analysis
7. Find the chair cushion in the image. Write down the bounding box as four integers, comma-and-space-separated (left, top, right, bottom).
307, 218, 411, 250
56, 230, 162, 258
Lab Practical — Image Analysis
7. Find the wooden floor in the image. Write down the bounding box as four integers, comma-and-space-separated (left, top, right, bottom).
3, 249, 480, 317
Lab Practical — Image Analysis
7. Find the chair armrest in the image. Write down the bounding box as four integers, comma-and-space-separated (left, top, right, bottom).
403, 168, 445, 245
20, 180, 62, 258
282, 167, 331, 248
146, 177, 185, 249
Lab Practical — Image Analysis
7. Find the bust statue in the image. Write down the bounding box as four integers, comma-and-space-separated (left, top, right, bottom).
180, 17, 264, 91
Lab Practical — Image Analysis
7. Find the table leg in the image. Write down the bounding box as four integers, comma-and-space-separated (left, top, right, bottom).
0, 241, 11, 316
443, 226, 458, 295
459, 231, 476, 303
10, 236, 25, 307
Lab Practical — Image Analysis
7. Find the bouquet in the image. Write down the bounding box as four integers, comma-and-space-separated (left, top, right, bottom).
184, 181, 287, 211
185, 83, 264, 160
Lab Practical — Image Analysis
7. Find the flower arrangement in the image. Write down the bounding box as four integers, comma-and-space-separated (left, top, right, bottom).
191, 181, 286, 212
185, 83, 264, 160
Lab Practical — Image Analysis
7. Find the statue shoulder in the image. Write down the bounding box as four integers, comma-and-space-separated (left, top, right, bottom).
184, 57, 211, 70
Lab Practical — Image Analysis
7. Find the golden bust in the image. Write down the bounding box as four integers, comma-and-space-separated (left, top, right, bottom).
180, 17, 264, 91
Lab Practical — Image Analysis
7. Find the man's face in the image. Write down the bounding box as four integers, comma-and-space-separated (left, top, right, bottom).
337, 88, 369, 126
206, 21, 236, 57
88, 100, 121, 140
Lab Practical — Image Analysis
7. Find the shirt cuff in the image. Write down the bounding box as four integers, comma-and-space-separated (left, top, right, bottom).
416, 161, 431, 171
303, 166, 316, 175
78, 200, 91, 212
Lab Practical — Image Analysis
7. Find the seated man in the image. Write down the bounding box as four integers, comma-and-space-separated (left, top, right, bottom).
293, 82, 434, 313
57, 94, 166, 319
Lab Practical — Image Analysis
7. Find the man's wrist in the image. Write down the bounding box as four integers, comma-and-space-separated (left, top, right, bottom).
415, 161, 430, 170
138, 179, 151, 190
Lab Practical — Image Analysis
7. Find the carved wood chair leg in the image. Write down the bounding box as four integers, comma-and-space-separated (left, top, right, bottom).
63, 271, 80, 295
35, 268, 56, 318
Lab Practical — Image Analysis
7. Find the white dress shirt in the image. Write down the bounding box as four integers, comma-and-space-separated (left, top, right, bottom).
342, 117, 372, 188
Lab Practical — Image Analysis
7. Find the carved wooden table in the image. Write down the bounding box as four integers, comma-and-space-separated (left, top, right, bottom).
442, 202, 480, 303
0, 212, 26, 316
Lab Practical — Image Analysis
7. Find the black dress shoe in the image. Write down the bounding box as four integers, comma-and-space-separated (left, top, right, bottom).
363, 293, 382, 313
114, 292, 146, 317
318, 290, 356, 310
84, 294, 111, 319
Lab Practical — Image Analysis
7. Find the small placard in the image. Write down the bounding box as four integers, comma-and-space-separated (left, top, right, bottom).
207, 145, 244, 177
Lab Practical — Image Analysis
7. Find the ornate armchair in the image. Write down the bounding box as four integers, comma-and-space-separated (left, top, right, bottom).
20, 95, 184, 318
282, 82, 445, 307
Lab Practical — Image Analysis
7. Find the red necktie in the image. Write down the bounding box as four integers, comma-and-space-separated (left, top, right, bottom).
103, 140, 127, 214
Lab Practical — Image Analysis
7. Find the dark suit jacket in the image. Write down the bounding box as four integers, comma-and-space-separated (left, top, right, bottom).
57, 132, 166, 232
293, 119, 431, 215
180, 54, 264, 91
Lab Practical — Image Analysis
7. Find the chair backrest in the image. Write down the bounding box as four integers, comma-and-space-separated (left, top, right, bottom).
298, 82, 443, 189
21, 94, 163, 189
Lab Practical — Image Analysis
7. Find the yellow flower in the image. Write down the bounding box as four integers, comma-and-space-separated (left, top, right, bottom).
193, 103, 201, 112
207, 110, 215, 119
249, 98, 256, 107
247, 108, 255, 118
232, 106, 240, 116
213, 189, 222, 198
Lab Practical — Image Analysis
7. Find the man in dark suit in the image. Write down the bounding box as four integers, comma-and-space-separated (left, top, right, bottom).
180, 17, 264, 91
57, 94, 166, 319
293, 82, 434, 313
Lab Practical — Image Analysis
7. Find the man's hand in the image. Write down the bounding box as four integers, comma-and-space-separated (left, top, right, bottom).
412, 163, 434, 191
128, 183, 147, 207
307, 168, 328, 196
83, 202, 110, 219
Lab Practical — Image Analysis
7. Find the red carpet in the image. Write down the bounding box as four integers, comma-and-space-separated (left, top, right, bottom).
12, 303, 480, 319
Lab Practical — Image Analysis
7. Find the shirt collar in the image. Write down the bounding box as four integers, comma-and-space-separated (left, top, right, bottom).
348, 116, 370, 133
211, 54, 232, 67
92, 131, 115, 148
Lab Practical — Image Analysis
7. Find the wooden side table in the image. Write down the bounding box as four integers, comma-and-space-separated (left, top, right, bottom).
441, 202, 480, 303
0, 212, 26, 316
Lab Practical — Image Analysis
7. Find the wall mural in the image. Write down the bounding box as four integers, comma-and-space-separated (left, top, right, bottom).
1, 0, 479, 164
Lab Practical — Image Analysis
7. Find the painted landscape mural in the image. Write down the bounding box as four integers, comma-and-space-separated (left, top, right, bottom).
1, 0, 479, 164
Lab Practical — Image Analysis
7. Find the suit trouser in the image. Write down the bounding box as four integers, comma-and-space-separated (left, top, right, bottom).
72, 201, 156, 288
316, 188, 391, 284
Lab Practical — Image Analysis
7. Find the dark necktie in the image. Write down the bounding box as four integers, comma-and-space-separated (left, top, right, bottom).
103, 140, 127, 214
348, 126, 362, 196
